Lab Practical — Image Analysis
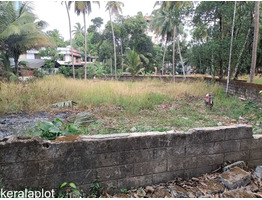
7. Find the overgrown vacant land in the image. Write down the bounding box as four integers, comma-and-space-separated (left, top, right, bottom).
0, 75, 261, 135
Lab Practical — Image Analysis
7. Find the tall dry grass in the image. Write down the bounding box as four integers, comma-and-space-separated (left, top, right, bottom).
0, 75, 221, 114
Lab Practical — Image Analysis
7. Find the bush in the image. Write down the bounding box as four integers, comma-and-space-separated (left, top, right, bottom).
58, 66, 72, 77
33, 69, 45, 78
32, 118, 87, 140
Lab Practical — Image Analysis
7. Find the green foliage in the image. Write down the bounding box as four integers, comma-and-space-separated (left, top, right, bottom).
46, 29, 68, 47
58, 66, 72, 77
33, 69, 45, 78
125, 50, 143, 81
57, 182, 82, 198
89, 175, 105, 198
120, 188, 128, 194
32, 118, 86, 140
76, 61, 106, 79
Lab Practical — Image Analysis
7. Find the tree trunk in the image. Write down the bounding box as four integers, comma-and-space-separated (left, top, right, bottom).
65, 2, 75, 79
250, 1, 260, 83
14, 54, 19, 75
110, 57, 112, 75
233, 27, 251, 79
109, 9, 117, 79
83, 12, 87, 80
161, 39, 168, 75
177, 38, 186, 79
219, 15, 224, 79
226, 1, 237, 94
172, 25, 177, 82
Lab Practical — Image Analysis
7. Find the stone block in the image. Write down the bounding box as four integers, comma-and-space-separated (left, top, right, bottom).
134, 160, 167, 176
223, 161, 247, 172
186, 143, 214, 156
247, 159, 262, 168
94, 152, 119, 167
224, 151, 249, 163
186, 128, 225, 144
184, 166, 213, 179
250, 149, 262, 160
167, 133, 187, 147
152, 170, 184, 184
55, 169, 94, 187
219, 167, 251, 190
254, 166, 262, 179
224, 125, 253, 140
153, 148, 167, 160
3, 177, 39, 191
119, 149, 152, 164
117, 175, 153, 189
1, 162, 39, 180
95, 165, 133, 181
139, 134, 168, 149
214, 140, 240, 153
167, 146, 186, 157
197, 154, 224, 167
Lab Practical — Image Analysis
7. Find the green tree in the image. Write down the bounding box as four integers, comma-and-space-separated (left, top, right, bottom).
72, 22, 84, 38
63, 1, 75, 79
72, 1, 100, 80
105, 1, 124, 79
0, 2, 49, 75
125, 49, 143, 82
38, 47, 63, 74
250, 1, 260, 83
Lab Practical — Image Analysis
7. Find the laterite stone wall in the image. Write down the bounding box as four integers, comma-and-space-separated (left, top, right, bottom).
1, 125, 262, 193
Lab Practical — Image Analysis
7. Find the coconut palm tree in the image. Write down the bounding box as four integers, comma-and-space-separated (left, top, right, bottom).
152, 1, 190, 79
226, 1, 237, 94
63, 1, 75, 79
72, 1, 100, 80
105, 1, 124, 79
72, 22, 84, 38
0, 2, 49, 75
250, 1, 260, 83
125, 49, 143, 82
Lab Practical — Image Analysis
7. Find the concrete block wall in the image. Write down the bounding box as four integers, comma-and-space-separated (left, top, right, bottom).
0, 125, 262, 193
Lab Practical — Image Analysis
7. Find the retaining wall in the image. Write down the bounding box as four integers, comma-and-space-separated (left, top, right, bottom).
1, 125, 262, 193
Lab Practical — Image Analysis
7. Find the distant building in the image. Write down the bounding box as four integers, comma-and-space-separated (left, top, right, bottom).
19, 46, 97, 75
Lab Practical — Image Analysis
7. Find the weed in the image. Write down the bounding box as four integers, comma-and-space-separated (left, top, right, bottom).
120, 188, 128, 194
32, 118, 87, 140
89, 175, 105, 198
57, 182, 83, 198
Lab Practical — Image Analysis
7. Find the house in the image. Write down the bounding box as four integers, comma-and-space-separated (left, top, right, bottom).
19, 46, 97, 75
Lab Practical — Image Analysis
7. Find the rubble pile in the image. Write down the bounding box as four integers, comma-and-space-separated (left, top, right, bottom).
111, 161, 262, 198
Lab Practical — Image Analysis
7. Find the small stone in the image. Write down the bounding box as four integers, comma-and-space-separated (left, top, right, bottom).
222, 188, 256, 198
239, 116, 244, 120
254, 166, 262, 179
231, 119, 237, 123
130, 127, 136, 132
223, 161, 247, 172
137, 188, 146, 197
217, 122, 223, 126
152, 188, 170, 198
145, 186, 154, 193
219, 166, 251, 190
168, 185, 188, 198
182, 117, 189, 120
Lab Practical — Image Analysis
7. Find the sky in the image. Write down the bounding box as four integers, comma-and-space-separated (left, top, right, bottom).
32, 1, 156, 41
